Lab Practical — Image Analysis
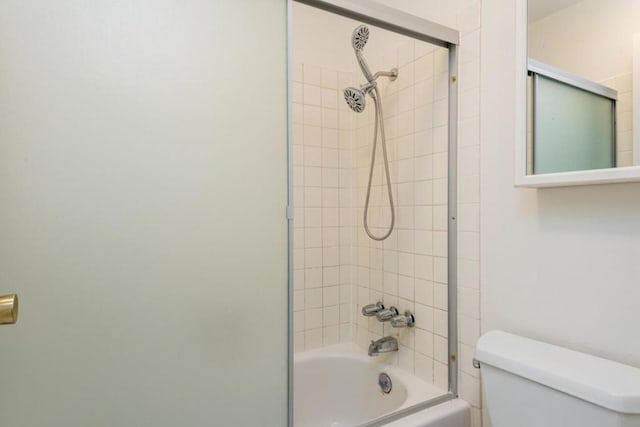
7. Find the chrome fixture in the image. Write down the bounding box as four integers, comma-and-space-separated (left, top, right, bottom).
351, 24, 373, 81
361, 301, 385, 317
378, 373, 392, 394
352, 24, 369, 55
343, 24, 398, 241
348, 25, 399, 88
375, 306, 399, 322
368, 336, 398, 356
390, 311, 415, 328
344, 86, 368, 113
343, 71, 397, 113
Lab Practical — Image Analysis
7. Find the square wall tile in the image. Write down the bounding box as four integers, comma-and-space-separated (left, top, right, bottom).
303, 64, 321, 85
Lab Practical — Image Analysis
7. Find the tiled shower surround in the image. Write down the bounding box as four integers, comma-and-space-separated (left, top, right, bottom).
352, 42, 451, 389
293, 3, 482, 425
291, 63, 356, 351
294, 38, 451, 387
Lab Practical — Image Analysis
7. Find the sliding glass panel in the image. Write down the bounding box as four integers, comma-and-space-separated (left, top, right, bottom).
0, 2, 288, 426
291, 3, 453, 425
533, 74, 615, 174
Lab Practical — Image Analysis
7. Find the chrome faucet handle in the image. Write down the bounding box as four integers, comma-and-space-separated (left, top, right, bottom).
390, 311, 415, 328
362, 302, 385, 317
376, 306, 399, 322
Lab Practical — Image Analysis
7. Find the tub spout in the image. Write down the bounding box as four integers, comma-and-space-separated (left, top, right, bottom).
368, 336, 398, 356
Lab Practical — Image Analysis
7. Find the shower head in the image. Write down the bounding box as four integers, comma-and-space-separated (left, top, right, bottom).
343, 87, 366, 113
352, 25, 369, 52
351, 25, 374, 82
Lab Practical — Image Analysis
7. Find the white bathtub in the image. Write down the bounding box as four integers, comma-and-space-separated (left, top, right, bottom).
294, 343, 470, 426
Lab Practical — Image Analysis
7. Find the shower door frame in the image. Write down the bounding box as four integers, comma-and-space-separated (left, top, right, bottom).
286, 1, 460, 425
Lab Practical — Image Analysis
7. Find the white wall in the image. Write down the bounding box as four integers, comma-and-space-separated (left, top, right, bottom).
528, 0, 640, 83
0, 1, 288, 425
482, 0, 640, 380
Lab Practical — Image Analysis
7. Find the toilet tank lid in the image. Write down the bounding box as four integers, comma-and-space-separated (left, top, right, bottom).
475, 330, 640, 414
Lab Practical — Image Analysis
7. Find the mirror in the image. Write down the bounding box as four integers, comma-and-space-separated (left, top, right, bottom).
522, 0, 640, 182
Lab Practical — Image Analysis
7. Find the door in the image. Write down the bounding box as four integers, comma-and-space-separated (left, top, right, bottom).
0, 1, 288, 425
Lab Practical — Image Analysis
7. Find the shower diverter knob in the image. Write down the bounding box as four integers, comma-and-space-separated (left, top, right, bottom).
362, 302, 384, 317
390, 312, 415, 328
376, 306, 399, 322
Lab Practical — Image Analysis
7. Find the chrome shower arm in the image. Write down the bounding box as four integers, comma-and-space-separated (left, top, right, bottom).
355, 53, 398, 84
373, 68, 398, 81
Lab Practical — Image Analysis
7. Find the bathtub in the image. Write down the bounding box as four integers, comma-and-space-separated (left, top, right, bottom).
294, 343, 470, 426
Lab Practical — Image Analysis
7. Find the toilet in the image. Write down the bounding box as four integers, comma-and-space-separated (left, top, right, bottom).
475, 331, 640, 427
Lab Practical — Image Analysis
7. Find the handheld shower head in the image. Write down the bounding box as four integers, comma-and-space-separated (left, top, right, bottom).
343, 87, 366, 113
351, 25, 374, 82
352, 25, 369, 52
344, 81, 376, 113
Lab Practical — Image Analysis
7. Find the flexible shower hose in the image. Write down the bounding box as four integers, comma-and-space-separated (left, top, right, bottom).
363, 86, 395, 241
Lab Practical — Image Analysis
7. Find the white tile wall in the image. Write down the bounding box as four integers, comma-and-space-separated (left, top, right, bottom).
293, 63, 356, 352
600, 73, 633, 167
351, 39, 452, 391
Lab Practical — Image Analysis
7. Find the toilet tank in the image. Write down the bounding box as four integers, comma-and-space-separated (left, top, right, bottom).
475, 331, 640, 427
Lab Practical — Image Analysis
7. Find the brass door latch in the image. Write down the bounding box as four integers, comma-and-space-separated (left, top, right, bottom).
0, 294, 18, 325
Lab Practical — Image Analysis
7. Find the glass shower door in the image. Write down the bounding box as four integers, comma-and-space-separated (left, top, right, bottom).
0, 1, 288, 426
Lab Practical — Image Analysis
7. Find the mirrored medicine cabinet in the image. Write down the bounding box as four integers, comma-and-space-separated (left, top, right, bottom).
516, 0, 640, 187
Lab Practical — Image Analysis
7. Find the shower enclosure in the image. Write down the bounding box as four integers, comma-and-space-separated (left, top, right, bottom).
288, 1, 460, 425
